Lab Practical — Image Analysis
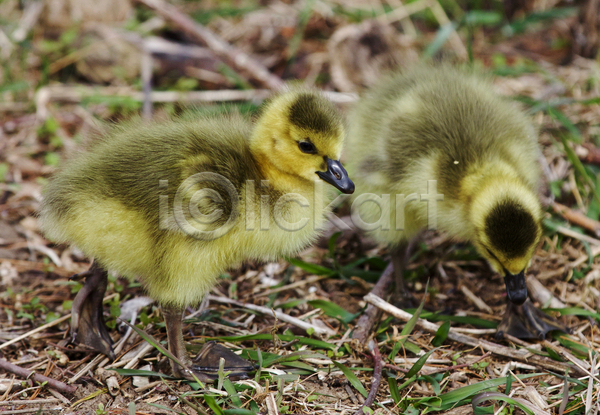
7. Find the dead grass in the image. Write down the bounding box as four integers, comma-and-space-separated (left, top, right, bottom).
1, 0, 600, 414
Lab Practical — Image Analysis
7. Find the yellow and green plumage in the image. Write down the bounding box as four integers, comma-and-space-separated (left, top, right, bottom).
346, 65, 566, 338
39, 89, 353, 378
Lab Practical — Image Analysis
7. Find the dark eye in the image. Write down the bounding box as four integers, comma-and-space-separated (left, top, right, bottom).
298, 141, 316, 154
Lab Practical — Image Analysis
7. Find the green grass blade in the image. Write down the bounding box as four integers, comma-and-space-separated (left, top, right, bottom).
424, 23, 458, 58
432, 321, 450, 347
418, 373, 542, 409
112, 368, 174, 378
204, 395, 225, 415
285, 257, 336, 276
545, 307, 600, 322
401, 281, 428, 339
548, 107, 582, 143
560, 135, 600, 206
388, 377, 401, 404
332, 361, 368, 398
119, 318, 192, 377
472, 392, 535, 415
222, 379, 243, 408
308, 300, 360, 324
404, 348, 438, 379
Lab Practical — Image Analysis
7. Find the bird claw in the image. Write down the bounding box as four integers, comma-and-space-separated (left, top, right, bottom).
496, 298, 571, 340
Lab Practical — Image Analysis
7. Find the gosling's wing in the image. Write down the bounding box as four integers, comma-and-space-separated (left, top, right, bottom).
39, 113, 256, 243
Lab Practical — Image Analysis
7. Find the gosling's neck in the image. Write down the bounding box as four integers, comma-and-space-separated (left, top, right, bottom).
462, 162, 542, 232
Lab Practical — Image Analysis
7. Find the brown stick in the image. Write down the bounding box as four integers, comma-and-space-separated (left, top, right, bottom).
351, 264, 394, 343
364, 293, 586, 376
354, 340, 383, 415
134, 0, 283, 90
0, 358, 77, 394
0, 258, 86, 278
424, 351, 493, 375
578, 143, 600, 165
552, 202, 600, 237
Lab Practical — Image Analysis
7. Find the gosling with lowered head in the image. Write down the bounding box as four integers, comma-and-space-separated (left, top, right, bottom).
346, 65, 566, 339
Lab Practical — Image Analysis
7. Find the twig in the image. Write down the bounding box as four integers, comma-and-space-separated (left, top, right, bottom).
141, 51, 153, 119
0, 258, 85, 278
502, 332, 537, 348
0, 358, 76, 394
0, 314, 71, 351
568, 244, 600, 269
460, 285, 493, 313
577, 143, 600, 166
423, 351, 492, 375
48, 389, 71, 405
134, 379, 162, 393
542, 341, 595, 378
68, 355, 104, 385
555, 225, 600, 246
123, 342, 155, 370
526, 276, 566, 308
134, 0, 283, 90
207, 295, 336, 336
266, 392, 279, 415
383, 363, 410, 373
354, 340, 383, 415
0, 409, 62, 414
11, 0, 43, 43
381, 0, 417, 36
364, 293, 586, 376
553, 202, 600, 237
34, 85, 356, 109
352, 264, 394, 343
254, 275, 326, 298
0, 399, 60, 406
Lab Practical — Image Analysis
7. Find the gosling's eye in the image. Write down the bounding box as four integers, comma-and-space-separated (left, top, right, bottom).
298, 141, 317, 154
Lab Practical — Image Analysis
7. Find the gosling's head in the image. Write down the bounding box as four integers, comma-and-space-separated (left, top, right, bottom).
251, 90, 354, 194
471, 186, 543, 305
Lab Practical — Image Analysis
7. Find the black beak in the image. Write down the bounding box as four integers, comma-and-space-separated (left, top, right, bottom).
504, 270, 527, 305
316, 159, 355, 194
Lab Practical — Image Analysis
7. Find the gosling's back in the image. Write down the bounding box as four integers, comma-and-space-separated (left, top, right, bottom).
346, 65, 541, 243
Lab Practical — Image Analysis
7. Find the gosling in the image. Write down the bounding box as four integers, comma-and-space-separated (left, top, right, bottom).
39, 90, 354, 380
345, 65, 566, 339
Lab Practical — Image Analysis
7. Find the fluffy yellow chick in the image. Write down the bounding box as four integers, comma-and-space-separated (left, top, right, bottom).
346, 65, 566, 338
39, 89, 354, 380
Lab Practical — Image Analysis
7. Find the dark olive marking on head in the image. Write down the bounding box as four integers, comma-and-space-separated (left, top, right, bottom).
289, 93, 338, 133
485, 199, 538, 259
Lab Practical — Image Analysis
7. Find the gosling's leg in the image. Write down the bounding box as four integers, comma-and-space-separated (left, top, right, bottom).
391, 240, 419, 308
497, 299, 571, 340
70, 262, 115, 359
162, 304, 253, 382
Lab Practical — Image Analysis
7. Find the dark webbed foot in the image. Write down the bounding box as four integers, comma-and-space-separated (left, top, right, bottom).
70, 262, 115, 359
497, 298, 571, 340
162, 305, 254, 382
189, 342, 254, 381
